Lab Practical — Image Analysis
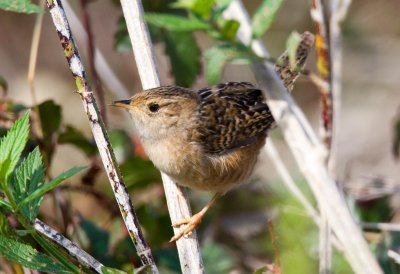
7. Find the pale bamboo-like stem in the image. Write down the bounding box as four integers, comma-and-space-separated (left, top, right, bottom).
45, 1, 158, 272
388, 250, 400, 265
328, 0, 351, 175
310, 1, 333, 272
34, 219, 104, 273
224, 1, 382, 273
119, 0, 204, 273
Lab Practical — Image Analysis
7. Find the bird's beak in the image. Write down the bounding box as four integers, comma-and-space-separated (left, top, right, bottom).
111, 99, 132, 109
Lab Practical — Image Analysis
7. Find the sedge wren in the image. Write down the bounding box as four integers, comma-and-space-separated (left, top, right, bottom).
113, 32, 314, 242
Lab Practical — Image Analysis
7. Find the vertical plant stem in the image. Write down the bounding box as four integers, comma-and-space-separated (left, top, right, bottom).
118, 0, 204, 273
310, 1, 334, 272
45, 1, 158, 272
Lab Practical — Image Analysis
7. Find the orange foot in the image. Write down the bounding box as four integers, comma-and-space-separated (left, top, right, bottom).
169, 211, 205, 242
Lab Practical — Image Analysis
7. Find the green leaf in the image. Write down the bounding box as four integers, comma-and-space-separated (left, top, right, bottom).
0, 199, 12, 212
173, 0, 214, 19
0, 235, 69, 273
286, 31, 302, 70
101, 266, 127, 274
0, 0, 43, 13
144, 13, 210, 31
11, 147, 44, 222
0, 111, 30, 185
205, 43, 255, 84
218, 19, 240, 41
164, 31, 201, 87
59, 125, 97, 157
120, 156, 160, 190
252, 0, 284, 39
0, 213, 12, 236
18, 166, 86, 209
37, 100, 61, 140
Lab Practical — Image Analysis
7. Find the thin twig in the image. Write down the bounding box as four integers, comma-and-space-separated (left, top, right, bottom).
328, 0, 351, 175
310, 1, 333, 272
118, 0, 204, 273
34, 219, 104, 273
45, 1, 158, 272
79, 0, 108, 126
223, 1, 382, 273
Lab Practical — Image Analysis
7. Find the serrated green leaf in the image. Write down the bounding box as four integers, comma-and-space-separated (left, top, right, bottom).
286, 31, 302, 70
0, 235, 69, 273
102, 266, 127, 274
0, 111, 30, 185
0, 212, 12, 236
164, 31, 201, 87
18, 166, 86, 210
11, 147, 44, 222
0, 0, 43, 13
205, 43, 255, 84
59, 125, 97, 157
145, 13, 209, 31
252, 0, 284, 39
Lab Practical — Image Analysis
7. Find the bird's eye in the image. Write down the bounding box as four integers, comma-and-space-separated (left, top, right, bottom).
148, 103, 160, 113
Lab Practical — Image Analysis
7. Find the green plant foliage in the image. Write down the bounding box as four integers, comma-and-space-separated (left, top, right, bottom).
218, 19, 240, 41
253, 266, 268, 274
0, 235, 69, 273
102, 266, 127, 274
59, 125, 97, 157
252, 0, 284, 39
0, 0, 43, 14
0, 213, 12, 236
145, 13, 210, 31
0, 111, 30, 185
172, 0, 214, 19
205, 43, 255, 84
79, 218, 115, 266
164, 31, 201, 87
109, 129, 133, 163
0, 199, 12, 211
202, 243, 234, 273
38, 100, 61, 141
286, 31, 302, 70
10, 147, 44, 222
17, 166, 86, 211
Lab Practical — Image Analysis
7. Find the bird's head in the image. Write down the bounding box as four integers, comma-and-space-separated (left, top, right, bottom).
112, 86, 198, 140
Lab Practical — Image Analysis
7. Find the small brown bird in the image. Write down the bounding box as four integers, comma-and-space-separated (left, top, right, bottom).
113, 32, 314, 242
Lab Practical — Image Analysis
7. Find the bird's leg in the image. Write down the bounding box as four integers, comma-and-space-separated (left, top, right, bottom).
170, 192, 221, 242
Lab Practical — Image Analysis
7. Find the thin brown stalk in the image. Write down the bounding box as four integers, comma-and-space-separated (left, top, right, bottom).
79, 0, 108, 126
